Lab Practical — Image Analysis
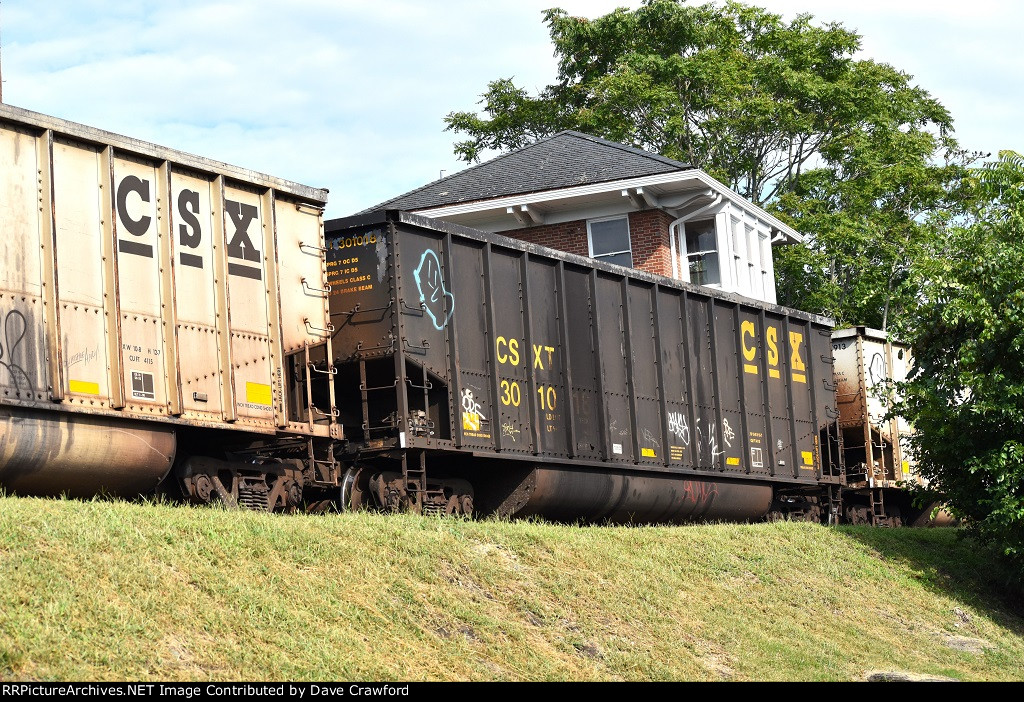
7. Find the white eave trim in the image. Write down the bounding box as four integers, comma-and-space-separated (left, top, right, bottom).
411, 169, 803, 244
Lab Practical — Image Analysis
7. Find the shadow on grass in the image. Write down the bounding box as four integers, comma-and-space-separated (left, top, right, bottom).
839, 525, 1024, 634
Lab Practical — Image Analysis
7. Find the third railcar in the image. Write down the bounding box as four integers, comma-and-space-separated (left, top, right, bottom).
322, 211, 843, 523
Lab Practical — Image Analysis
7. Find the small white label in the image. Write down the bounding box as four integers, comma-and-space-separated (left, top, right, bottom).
400, 432, 407, 448
612, 443, 623, 455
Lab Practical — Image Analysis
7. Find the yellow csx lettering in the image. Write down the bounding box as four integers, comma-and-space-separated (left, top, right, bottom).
739, 324, 807, 384
789, 331, 807, 383
741, 320, 758, 376
496, 337, 557, 370
532, 344, 555, 370
495, 336, 520, 366
766, 326, 779, 367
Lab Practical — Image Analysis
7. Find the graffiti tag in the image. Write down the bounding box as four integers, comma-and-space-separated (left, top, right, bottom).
413, 249, 454, 330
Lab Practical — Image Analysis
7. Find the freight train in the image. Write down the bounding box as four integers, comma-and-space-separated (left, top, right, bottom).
0, 104, 921, 525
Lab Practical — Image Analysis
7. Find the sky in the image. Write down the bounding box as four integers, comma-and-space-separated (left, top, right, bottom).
1, 1, 1020, 218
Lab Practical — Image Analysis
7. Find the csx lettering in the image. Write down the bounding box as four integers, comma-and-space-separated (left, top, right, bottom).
741, 320, 756, 361
115, 175, 156, 258
225, 200, 260, 262
532, 344, 555, 370
117, 176, 151, 236
177, 189, 202, 249
740, 324, 806, 382
495, 336, 520, 366
789, 331, 807, 383
741, 320, 759, 375
766, 326, 779, 366
789, 332, 806, 372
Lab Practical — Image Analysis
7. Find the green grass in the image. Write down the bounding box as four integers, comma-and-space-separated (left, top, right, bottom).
0, 495, 1022, 681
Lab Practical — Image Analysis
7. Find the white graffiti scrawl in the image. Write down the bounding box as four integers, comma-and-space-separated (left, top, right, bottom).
696, 418, 724, 461
501, 421, 521, 441
461, 388, 486, 432
668, 412, 690, 445
722, 418, 735, 448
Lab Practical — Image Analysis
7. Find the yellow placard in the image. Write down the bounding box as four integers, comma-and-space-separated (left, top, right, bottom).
245, 382, 273, 406
462, 412, 480, 431
641, 447, 656, 458
726, 457, 740, 466
69, 379, 100, 395
802, 451, 814, 466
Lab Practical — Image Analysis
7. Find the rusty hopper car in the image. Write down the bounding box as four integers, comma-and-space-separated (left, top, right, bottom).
831, 326, 936, 526
0, 104, 343, 507
325, 211, 843, 523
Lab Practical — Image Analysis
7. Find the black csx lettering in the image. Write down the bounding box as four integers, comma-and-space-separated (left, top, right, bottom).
115, 175, 261, 280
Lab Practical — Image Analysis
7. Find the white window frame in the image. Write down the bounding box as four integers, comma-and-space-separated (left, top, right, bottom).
673, 202, 779, 304
586, 215, 632, 267
682, 218, 722, 288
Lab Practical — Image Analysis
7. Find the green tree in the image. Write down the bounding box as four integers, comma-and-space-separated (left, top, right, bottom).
896, 151, 1024, 584
772, 117, 973, 331
445, 0, 975, 329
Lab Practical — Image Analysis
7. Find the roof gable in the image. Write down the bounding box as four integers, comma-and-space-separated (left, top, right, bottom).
364, 131, 693, 213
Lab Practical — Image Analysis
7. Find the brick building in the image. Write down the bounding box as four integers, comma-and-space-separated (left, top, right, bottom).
365, 132, 801, 304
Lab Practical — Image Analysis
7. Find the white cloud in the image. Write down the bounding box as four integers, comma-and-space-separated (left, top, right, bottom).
1, 0, 1020, 217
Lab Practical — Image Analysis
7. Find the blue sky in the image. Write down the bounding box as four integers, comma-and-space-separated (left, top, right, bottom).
1, 1, 1019, 218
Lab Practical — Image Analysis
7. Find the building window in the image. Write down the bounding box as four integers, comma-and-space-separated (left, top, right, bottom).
685, 219, 720, 286
587, 216, 632, 267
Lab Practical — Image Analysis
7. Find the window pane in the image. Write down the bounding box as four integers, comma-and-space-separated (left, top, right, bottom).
590, 218, 630, 255
598, 251, 633, 268
684, 219, 716, 253
689, 251, 720, 286
732, 218, 744, 256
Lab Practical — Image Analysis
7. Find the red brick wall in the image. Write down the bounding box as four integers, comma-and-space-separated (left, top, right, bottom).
496, 209, 675, 278
498, 219, 590, 257
627, 209, 675, 278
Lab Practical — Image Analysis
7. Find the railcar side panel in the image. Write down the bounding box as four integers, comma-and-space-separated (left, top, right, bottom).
171, 170, 224, 420
563, 264, 603, 460
325, 213, 836, 492
0, 105, 330, 439
113, 154, 170, 416
655, 288, 692, 469
52, 138, 115, 408
0, 124, 47, 405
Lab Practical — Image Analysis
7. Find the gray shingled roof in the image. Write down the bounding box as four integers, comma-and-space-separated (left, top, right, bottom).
361, 131, 693, 213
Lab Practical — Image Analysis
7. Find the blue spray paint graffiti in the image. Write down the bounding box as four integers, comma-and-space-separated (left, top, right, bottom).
413, 249, 454, 330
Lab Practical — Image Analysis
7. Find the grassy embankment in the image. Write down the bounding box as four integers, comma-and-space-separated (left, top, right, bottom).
1, 495, 1022, 681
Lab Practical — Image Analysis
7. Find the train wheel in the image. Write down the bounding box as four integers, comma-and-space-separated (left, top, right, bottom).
338, 465, 373, 511
443, 493, 474, 517
193, 474, 215, 504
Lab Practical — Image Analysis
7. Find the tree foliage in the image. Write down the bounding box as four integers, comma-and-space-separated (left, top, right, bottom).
896, 151, 1024, 584
445, 0, 976, 329
772, 115, 974, 332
